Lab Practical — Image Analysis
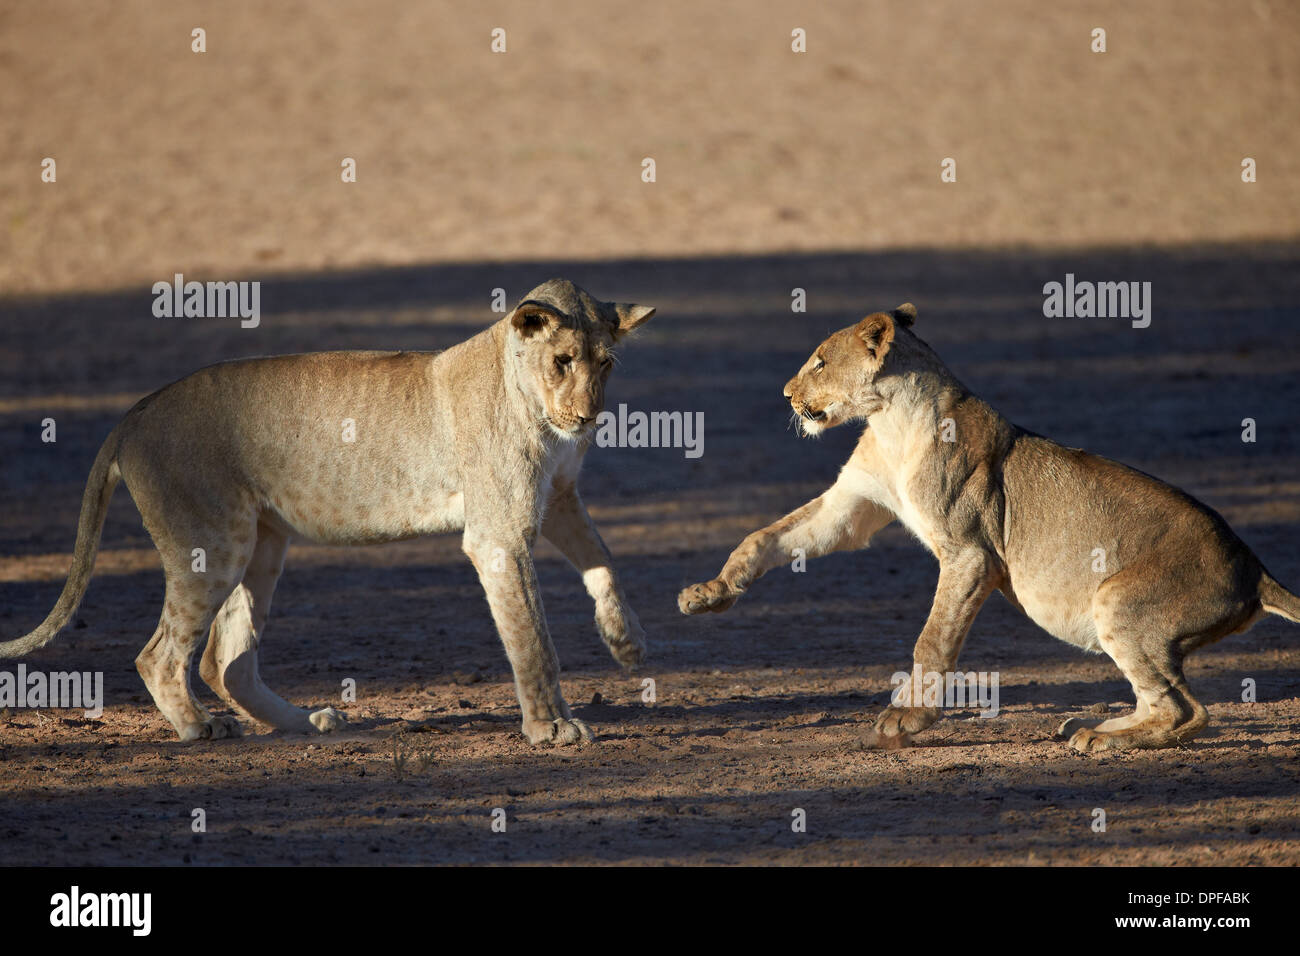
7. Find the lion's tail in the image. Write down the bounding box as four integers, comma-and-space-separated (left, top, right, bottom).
0, 426, 123, 658
1260, 571, 1300, 625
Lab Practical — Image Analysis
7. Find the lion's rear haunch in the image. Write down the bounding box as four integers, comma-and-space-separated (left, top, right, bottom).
0, 427, 122, 658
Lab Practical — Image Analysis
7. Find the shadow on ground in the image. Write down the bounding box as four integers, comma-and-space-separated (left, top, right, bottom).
1, 244, 1298, 864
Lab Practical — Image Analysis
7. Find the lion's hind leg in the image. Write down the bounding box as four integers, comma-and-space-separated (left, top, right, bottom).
1057, 698, 1150, 741
1064, 658, 1207, 754
1063, 570, 1223, 754
199, 522, 345, 735
136, 528, 256, 741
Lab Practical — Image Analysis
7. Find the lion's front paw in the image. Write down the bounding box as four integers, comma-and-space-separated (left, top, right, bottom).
678, 579, 740, 615
524, 716, 595, 747
874, 705, 940, 738
309, 707, 347, 733
610, 635, 646, 672
596, 602, 648, 672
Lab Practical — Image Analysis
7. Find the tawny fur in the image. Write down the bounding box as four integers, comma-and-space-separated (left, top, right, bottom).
678, 303, 1300, 753
1, 279, 654, 746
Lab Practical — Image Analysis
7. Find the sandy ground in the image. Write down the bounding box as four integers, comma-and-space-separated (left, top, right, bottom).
1, 247, 1298, 865
2, 1, 1299, 295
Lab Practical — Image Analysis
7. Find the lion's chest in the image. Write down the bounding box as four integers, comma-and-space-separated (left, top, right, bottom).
536, 440, 583, 510
891, 492, 941, 556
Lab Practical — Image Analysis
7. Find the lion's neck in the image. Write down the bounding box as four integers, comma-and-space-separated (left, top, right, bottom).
867, 367, 965, 448
865, 364, 1012, 491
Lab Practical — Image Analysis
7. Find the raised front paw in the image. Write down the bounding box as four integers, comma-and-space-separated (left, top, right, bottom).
609, 633, 646, 672
523, 716, 595, 747
596, 606, 647, 672
873, 705, 940, 738
678, 578, 740, 615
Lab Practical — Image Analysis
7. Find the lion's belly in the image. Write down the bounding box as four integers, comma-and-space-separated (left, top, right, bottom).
1001, 575, 1101, 651
262, 478, 465, 546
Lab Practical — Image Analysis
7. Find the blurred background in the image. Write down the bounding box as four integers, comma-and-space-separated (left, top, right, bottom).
1, 0, 1297, 293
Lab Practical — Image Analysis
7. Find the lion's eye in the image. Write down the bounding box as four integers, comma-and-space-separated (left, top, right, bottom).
813, 358, 825, 372
555, 354, 573, 370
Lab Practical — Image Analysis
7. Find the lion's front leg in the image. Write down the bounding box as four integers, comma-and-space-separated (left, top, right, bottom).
541, 481, 645, 671
463, 530, 592, 746
874, 549, 999, 739
677, 526, 781, 614
679, 479, 895, 615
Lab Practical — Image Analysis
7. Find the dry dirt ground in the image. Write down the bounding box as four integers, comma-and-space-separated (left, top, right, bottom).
1, 248, 1298, 865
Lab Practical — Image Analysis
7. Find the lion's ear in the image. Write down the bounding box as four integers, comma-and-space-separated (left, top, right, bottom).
509, 300, 562, 339
892, 303, 917, 327
856, 312, 897, 362
611, 302, 655, 338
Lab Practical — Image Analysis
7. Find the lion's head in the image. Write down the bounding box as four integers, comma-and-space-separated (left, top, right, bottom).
506, 279, 655, 440
784, 303, 919, 436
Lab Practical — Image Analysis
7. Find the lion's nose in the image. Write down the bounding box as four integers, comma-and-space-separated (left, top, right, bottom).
783, 381, 795, 400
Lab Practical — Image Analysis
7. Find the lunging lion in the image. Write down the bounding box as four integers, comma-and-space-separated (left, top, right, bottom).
1, 279, 653, 745
678, 303, 1300, 752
